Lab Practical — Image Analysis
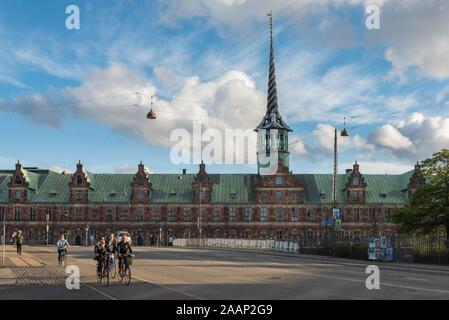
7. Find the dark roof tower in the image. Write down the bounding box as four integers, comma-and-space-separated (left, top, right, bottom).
255, 11, 292, 132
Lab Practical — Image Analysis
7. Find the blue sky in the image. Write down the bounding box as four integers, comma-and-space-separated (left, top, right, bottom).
1, 0, 449, 175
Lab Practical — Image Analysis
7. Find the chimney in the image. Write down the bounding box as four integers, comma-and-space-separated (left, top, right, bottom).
182, 169, 187, 175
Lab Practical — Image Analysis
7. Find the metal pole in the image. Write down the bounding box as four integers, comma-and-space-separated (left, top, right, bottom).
113, 206, 116, 234
46, 213, 49, 246
2, 208, 5, 265
332, 129, 338, 256
198, 181, 202, 239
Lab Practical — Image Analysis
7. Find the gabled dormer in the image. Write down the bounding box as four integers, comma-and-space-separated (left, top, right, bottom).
192, 161, 213, 204
408, 162, 425, 200
69, 161, 90, 204
346, 161, 367, 204
8, 161, 29, 203
255, 158, 304, 204
130, 161, 152, 203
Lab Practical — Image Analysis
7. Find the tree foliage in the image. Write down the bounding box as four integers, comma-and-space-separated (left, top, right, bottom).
392, 149, 449, 236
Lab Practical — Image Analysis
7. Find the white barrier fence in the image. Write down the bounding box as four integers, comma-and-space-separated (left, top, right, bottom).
173, 238, 300, 253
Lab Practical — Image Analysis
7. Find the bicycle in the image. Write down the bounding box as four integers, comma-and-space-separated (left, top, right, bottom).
108, 254, 117, 279
96, 253, 110, 287
58, 249, 67, 268
118, 254, 133, 285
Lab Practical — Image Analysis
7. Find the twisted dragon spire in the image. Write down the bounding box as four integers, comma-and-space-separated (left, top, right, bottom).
255, 12, 292, 132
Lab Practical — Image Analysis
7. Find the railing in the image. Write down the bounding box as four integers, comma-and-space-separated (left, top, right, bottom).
174, 235, 449, 265
174, 238, 304, 254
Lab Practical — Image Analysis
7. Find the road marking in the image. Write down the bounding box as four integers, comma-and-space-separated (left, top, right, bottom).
280, 267, 449, 295
204, 248, 449, 275
131, 275, 206, 300
26, 247, 449, 297
22, 249, 117, 300
31, 246, 205, 300
403, 277, 429, 282
339, 270, 361, 274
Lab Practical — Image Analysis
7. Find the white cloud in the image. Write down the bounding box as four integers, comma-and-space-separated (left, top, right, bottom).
367, 112, 449, 160
311, 123, 368, 153
368, 124, 413, 150
339, 160, 413, 174
290, 135, 308, 156
113, 163, 154, 174
154, 66, 179, 89
49, 166, 73, 174
171, 0, 449, 81
1, 62, 266, 165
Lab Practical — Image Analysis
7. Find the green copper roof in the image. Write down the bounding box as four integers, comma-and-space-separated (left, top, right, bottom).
0, 174, 11, 202
0, 168, 416, 205
209, 174, 254, 204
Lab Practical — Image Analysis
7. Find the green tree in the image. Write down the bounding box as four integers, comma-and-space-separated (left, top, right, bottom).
392, 149, 449, 239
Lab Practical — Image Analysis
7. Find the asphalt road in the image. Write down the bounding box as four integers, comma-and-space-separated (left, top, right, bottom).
2, 245, 449, 300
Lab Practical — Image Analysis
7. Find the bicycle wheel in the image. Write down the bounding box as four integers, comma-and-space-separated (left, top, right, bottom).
61, 254, 66, 268
124, 266, 131, 285
118, 264, 124, 283
97, 264, 102, 284
103, 265, 109, 287
110, 259, 117, 279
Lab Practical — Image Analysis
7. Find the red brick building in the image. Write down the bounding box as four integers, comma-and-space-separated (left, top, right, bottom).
0, 30, 424, 246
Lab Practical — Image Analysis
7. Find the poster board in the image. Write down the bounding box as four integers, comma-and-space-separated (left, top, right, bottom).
368, 236, 393, 261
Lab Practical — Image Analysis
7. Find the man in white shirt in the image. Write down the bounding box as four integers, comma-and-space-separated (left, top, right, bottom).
56, 234, 69, 263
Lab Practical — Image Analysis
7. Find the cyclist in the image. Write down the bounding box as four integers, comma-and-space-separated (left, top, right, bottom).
117, 235, 133, 272
106, 233, 117, 270
56, 234, 69, 263
106, 233, 117, 255
94, 236, 110, 275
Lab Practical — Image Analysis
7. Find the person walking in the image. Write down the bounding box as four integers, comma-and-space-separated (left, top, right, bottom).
11, 232, 17, 246
16, 231, 23, 256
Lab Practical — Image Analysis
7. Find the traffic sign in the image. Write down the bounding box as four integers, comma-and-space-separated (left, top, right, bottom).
334, 219, 341, 231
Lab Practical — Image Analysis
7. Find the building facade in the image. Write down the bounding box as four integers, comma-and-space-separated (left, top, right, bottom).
0, 29, 424, 246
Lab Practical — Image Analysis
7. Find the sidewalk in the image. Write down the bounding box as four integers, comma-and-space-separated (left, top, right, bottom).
193, 246, 449, 273
0, 246, 17, 285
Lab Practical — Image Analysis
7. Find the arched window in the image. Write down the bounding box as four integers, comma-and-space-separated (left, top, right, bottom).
414, 178, 421, 186
353, 176, 359, 185
276, 177, 282, 185
353, 192, 360, 202
138, 175, 144, 185
77, 175, 83, 185
15, 176, 21, 184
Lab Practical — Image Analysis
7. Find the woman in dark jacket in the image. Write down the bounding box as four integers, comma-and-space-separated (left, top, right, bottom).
16, 231, 23, 256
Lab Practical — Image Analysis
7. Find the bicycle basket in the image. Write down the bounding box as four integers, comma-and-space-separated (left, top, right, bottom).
125, 256, 133, 266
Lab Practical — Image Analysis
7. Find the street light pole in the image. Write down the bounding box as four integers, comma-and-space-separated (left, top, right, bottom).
45, 213, 49, 246
113, 205, 116, 234
198, 180, 202, 239
331, 129, 338, 256
331, 120, 350, 256
2, 208, 5, 265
